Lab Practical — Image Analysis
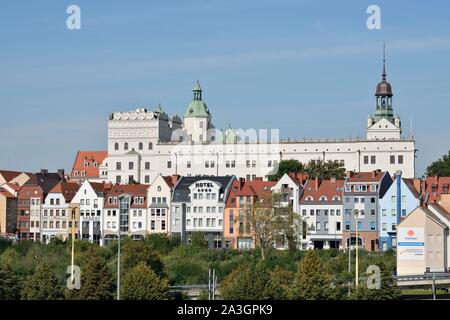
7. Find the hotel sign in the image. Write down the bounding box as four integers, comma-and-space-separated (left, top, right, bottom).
397, 227, 424, 261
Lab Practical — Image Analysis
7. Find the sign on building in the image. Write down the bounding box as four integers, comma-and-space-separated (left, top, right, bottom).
397, 227, 424, 260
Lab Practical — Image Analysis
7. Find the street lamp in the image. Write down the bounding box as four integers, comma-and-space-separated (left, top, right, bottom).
71, 208, 76, 284
354, 209, 360, 288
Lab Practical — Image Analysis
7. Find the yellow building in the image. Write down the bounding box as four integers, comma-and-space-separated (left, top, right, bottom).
68, 204, 80, 240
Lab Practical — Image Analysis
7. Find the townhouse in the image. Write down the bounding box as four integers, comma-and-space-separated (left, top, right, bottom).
0, 186, 18, 237
103, 184, 149, 244
71, 180, 111, 245
271, 172, 307, 212
299, 177, 345, 250
171, 176, 235, 248
42, 182, 80, 243
378, 172, 421, 251
147, 174, 179, 235
342, 170, 393, 252
422, 176, 450, 204
224, 178, 276, 249
17, 184, 44, 241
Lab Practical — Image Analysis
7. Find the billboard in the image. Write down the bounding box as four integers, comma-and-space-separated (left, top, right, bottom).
397, 227, 424, 261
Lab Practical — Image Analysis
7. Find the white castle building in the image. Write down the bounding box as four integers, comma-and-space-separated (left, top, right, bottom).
102, 58, 415, 184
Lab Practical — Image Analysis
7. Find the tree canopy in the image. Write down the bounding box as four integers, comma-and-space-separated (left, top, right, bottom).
269, 159, 346, 181
426, 150, 450, 176
121, 262, 169, 300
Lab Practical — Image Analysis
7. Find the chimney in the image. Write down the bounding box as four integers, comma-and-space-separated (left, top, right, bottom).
239, 177, 245, 189
40, 169, 48, 176
372, 170, 377, 179
315, 177, 321, 190
346, 171, 354, 178
171, 174, 181, 186
57, 169, 65, 181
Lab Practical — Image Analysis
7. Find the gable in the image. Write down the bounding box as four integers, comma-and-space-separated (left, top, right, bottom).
368, 118, 399, 131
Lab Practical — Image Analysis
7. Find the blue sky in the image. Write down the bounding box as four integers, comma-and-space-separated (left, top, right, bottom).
1, 0, 450, 176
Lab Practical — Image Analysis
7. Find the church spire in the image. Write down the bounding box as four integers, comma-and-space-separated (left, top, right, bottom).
382, 42, 387, 81
193, 80, 202, 100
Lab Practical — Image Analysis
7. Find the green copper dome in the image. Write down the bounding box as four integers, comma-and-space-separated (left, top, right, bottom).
184, 80, 211, 118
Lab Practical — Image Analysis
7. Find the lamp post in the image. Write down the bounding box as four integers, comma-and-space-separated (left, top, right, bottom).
354, 209, 359, 287
117, 217, 121, 300
71, 208, 76, 284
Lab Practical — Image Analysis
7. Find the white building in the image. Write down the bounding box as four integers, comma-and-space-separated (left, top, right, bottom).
71, 180, 110, 245
147, 174, 178, 235
299, 178, 345, 250
41, 182, 80, 243
271, 173, 307, 212
102, 57, 415, 185
171, 176, 235, 248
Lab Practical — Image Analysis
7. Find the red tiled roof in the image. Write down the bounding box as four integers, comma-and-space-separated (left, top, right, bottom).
162, 175, 180, 188
300, 179, 345, 203
347, 171, 386, 183
104, 184, 149, 208
226, 179, 275, 207
0, 187, 16, 199
70, 151, 107, 178
424, 176, 450, 203
403, 178, 421, 198
90, 182, 113, 194
0, 170, 25, 182
287, 172, 308, 186
49, 182, 81, 202
5, 183, 21, 192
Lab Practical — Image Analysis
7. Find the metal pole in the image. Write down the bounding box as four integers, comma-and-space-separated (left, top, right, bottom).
212, 269, 216, 301
117, 201, 121, 301
355, 210, 359, 288
71, 209, 75, 283
208, 269, 211, 300
432, 273, 436, 300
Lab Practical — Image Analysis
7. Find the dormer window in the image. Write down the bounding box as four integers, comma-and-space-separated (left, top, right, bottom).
443, 184, 449, 193
319, 196, 327, 202
84, 162, 89, 168
306, 196, 313, 201
332, 196, 341, 202
431, 184, 438, 193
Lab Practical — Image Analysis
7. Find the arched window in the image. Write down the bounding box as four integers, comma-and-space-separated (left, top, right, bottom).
306, 196, 314, 202
157, 186, 161, 192
319, 196, 327, 202
148, 142, 153, 150
114, 143, 119, 151
332, 196, 341, 202
138, 142, 143, 150
124, 142, 128, 150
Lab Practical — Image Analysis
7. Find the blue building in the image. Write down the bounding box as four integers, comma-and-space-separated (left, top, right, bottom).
378, 173, 420, 251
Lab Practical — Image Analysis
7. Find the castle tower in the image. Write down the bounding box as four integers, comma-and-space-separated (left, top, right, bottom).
183, 80, 214, 142
367, 44, 402, 140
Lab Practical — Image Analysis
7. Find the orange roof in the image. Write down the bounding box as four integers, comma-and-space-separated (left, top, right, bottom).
49, 182, 81, 202
226, 179, 275, 207
70, 151, 107, 178
0, 187, 16, 199
104, 184, 149, 208
347, 171, 386, 183
424, 176, 450, 203
300, 179, 345, 203
90, 182, 113, 194
287, 172, 308, 186
0, 170, 24, 182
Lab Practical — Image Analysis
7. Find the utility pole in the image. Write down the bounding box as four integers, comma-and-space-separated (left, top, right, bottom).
71, 208, 76, 284
354, 209, 359, 287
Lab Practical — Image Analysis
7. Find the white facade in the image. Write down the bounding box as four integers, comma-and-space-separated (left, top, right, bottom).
103, 79, 415, 185
71, 180, 105, 245
42, 193, 69, 243
147, 175, 173, 234
271, 173, 304, 212
29, 196, 42, 242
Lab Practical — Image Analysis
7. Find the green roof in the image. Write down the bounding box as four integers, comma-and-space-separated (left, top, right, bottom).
184, 100, 210, 118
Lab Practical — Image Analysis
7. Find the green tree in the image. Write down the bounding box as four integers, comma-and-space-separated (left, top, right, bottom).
269, 159, 305, 181
273, 204, 305, 252
350, 264, 401, 300
290, 250, 334, 300
21, 263, 63, 300
265, 266, 295, 300
190, 232, 208, 248
220, 262, 272, 300
121, 239, 163, 275
121, 262, 169, 300
305, 160, 346, 180
426, 150, 450, 176
0, 266, 22, 300
65, 248, 115, 300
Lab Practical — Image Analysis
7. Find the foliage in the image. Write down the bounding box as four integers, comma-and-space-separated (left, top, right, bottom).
121, 239, 164, 276
21, 263, 63, 300
426, 150, 450, 176
273, 204, 305, 252
290, 250, 335, 300
269, 159, 304, 181
0, 266, 23, 300
304, 160, 346, 179
190, 232, 208, 248
121, 262, 169, 300
65, 247, 115, 300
